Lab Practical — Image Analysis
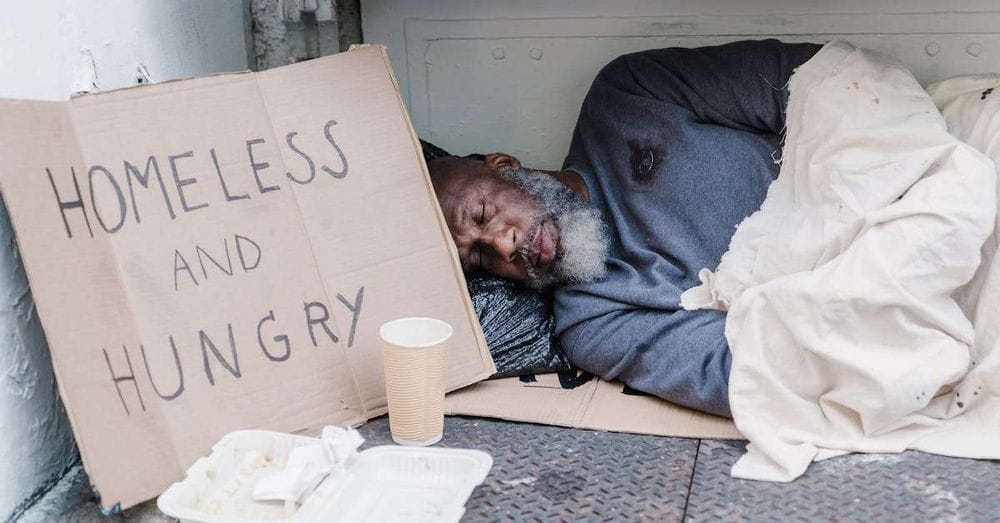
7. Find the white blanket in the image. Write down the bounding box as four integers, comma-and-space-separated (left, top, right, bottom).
681, 40, 1000, 481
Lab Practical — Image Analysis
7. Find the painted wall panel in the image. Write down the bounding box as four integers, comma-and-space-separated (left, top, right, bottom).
363, 1, 1000, 168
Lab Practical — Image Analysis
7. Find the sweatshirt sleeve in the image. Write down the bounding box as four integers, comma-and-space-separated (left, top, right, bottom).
593, 39, 821, 135
558, 305, 732, 417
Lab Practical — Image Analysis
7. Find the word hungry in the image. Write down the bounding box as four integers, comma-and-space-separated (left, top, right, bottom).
103, 286, 365, 415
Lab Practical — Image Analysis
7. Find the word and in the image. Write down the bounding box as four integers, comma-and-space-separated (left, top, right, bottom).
173, 234, 262, 291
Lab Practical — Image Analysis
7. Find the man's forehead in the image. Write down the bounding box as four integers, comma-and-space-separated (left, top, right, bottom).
442, 170, 502, 204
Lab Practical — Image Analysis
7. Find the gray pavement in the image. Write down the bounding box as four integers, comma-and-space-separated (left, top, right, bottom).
47, 416, 1000, 522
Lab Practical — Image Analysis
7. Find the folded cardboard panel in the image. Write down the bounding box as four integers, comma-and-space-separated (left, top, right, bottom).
0, 45, 493, 511
445, 373, 742, 440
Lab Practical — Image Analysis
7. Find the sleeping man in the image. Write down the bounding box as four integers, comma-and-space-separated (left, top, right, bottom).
427, 40, 821, 417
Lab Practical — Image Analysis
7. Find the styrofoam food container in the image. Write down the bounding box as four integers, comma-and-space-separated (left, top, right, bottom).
157, 429, 493, 522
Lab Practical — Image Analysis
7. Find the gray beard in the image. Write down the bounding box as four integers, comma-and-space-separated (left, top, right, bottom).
498, 166, 610, 288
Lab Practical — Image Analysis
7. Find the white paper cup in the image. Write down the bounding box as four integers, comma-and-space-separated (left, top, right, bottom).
380, 317, 452, 446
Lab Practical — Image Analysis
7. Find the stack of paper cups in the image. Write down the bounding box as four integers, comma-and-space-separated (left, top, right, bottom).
379, 317, 452, 446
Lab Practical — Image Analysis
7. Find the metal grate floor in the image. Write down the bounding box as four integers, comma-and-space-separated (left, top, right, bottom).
359, 417, 1000, 522
52, 416, 1000, 522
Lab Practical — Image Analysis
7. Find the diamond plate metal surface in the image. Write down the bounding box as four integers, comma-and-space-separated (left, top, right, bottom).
686, 439, 1000, 522
50, 417, 1000, 521
357, 416, 698, 522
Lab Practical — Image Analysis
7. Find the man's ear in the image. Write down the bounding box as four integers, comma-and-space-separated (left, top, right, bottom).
484, 153, 521, 172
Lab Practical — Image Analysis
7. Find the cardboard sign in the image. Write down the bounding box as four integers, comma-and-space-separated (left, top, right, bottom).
446, 373, 741, 440
0, 45, 493, 511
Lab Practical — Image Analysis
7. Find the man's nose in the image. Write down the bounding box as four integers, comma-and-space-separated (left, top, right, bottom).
486, 224, 518, 263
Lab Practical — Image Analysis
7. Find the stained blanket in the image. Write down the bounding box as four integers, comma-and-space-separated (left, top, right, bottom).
681, 40, 1000, 481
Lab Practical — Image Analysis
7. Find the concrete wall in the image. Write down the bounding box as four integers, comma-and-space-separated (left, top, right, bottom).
251, 0, 343, 70
362, 0, 1000, 169
0, 1, 248, 519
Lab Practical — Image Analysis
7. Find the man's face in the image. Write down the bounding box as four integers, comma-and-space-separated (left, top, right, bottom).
431, 153, 609, 287
435, 159, 558, 281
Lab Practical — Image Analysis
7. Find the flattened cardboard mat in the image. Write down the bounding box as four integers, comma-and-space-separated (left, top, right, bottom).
0, 46, 493, 510
446, 373, 741, 440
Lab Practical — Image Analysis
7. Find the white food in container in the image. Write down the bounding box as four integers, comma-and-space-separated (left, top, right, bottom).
157, 429, 492, 522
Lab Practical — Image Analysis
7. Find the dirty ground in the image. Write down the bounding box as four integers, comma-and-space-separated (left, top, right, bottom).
45, 416, 1000, 521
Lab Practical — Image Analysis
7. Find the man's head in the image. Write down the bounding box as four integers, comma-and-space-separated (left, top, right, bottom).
429, 152, 609, 288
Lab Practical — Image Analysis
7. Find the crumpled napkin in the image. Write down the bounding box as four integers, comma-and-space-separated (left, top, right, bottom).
252, 426, 365, 504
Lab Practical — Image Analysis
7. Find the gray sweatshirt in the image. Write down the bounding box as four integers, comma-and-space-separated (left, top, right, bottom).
554, 39, 821, 416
